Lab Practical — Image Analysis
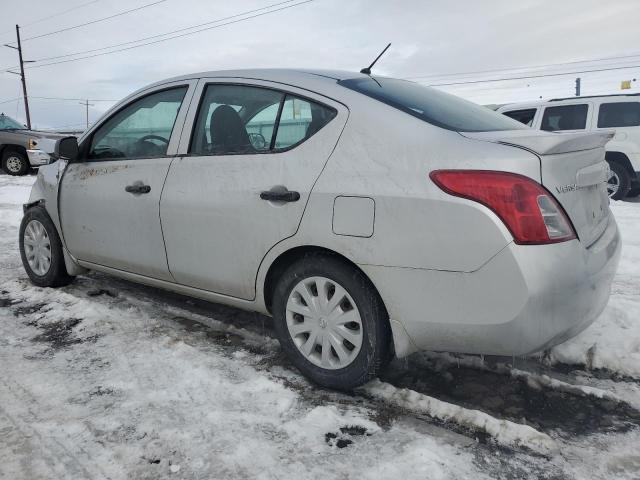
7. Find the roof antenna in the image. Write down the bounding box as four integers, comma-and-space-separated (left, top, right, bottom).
360, 43, 391, 75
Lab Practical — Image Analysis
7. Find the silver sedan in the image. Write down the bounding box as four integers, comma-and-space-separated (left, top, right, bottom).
19, 69, 621, 389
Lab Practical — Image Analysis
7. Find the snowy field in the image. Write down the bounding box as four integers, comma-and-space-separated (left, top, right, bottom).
1, 172, 640, 479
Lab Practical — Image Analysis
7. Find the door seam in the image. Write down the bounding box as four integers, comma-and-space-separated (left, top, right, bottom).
159, 156, 178, 282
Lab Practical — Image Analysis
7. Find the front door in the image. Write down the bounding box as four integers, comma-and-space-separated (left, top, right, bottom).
59, 83, 194, 280
160, 80, 347, 299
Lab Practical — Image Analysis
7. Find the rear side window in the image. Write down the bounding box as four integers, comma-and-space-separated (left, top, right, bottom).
541, 104, 588, 131
339, 77, 527, 132
274, 96, 336, 149
597, 102, 640, 128
502, 108, 537, 127
190, 84, 336, 156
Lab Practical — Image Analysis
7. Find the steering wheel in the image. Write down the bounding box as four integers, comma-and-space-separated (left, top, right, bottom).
137, 134, 169, 145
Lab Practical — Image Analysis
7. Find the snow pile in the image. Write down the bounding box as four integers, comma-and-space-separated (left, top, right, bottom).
550, 200, 640, 379
362, 379, 559, 457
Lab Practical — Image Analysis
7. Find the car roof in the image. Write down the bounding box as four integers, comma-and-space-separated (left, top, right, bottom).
145, 68, 363, 93
498, 94, 640, 112
112, 68, 370, 110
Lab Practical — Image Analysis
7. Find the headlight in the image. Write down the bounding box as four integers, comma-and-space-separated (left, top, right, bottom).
28, 138, 38, 149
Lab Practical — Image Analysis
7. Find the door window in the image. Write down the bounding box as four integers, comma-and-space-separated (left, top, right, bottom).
502, 108, 537, 127
88, 86, 188, 160
191, 85, 283, 155
541, 104, 588, 131
597, 102, 640, 128
189, 84, 337, 156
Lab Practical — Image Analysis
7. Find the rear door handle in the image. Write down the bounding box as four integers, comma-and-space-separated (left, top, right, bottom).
260, 189, 300, 202
125, 183, 151, 194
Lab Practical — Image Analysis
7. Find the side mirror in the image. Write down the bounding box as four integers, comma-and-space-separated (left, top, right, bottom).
55, 136, 79, 162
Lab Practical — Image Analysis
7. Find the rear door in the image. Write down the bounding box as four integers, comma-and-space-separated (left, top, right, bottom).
59, 81, 196, 280
160, 79, 348, 300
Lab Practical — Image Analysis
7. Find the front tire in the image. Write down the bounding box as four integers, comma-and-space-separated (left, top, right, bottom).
607, 161, 631, 200
19, 207, 75, 287
272, 254, 391, 390
2, 149, 29, 176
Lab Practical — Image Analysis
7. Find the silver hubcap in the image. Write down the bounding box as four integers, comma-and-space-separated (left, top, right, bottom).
607, 170, 620, 197
286, 276, 363, 370
6, 155, 23, 173
23, 220, 51, 276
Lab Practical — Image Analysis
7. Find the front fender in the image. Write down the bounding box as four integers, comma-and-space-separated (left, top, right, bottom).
26, 159, 88, 276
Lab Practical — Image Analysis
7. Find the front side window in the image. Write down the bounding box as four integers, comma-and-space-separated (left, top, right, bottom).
339, 77, 527, 132
541, 104, 588, 131
190, 84, 337, 156
88, 86, 187, 160
597, 102, 640, 128
502, 108, 537, 127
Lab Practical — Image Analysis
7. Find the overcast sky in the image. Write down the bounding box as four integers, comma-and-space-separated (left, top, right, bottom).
0, 0, 639, 129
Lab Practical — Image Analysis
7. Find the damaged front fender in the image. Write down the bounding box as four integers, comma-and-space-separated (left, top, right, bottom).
25, 159, 88, 276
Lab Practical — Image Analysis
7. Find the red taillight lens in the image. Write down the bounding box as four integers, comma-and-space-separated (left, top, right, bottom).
430, 170, 576, 245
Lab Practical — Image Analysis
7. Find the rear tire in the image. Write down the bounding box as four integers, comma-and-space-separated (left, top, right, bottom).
19, 206, 75, 287
272, 253, 391, 390
2, 149, 29, 176
607, 161, 631, 200
627, 186, 640, 198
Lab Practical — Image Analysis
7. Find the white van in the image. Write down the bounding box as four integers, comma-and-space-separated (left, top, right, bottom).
496, 94, 640, 200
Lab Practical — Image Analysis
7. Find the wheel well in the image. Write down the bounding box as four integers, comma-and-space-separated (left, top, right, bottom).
263, 246, 385, 316
606, 151, 636, 177
1, 144, 28, 160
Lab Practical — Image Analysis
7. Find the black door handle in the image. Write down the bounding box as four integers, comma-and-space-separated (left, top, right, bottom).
260, 189, 300, 202
125, 184, 151, 194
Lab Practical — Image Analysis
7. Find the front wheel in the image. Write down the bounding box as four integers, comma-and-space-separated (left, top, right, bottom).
607, 161, 631, 200
19, 207, 75, 287
272, 254, 391, 390
2, 149, 29, 176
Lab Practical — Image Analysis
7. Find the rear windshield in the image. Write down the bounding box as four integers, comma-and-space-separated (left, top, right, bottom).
338, 77, 527, 132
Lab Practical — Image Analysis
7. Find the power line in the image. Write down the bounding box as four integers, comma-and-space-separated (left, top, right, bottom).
423, 64, 640, 87
0, 97, 22, 105
27, 0, 297, 64
18, 0, 102, 29
29, 96, 116, 102
17, 0, 167, 43
406, 51, 640, 81
25, 0, 315, 70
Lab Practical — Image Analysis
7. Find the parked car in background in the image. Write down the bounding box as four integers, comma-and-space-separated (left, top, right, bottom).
0, 113, 67, 176
496, 94, 640, 200
19, 69, 620, 389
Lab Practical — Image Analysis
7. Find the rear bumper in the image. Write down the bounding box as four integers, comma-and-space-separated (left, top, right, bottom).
361, 215, 621, 358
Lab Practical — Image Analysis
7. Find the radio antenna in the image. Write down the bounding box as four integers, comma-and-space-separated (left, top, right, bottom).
360, 43, 391, 75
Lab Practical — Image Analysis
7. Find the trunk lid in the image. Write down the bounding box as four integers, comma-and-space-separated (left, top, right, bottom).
461, 130, 613, 247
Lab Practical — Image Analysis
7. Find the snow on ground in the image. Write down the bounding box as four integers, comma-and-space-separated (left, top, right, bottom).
1, 172, 640, 479
550, 198, 640, 378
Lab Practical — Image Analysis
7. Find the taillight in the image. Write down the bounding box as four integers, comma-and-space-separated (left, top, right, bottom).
430, 170, 576, 245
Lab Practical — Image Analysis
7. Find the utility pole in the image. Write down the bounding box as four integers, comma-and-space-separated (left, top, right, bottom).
4, 25, 33, 129
79, 99, 94, 130
575, 77, 581, 97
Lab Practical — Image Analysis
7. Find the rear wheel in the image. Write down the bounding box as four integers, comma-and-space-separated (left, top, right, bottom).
607, 161, 631, 200
2, 149, 29, 176
272, 254, 391, 390
19, 207, 75, 287
627, 186, 640, 198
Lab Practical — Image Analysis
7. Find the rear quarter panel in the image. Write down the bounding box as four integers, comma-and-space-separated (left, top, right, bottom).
265, 99, 542, 273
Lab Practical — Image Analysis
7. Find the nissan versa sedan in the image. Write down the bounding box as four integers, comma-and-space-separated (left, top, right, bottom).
19, 69, 621, 389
